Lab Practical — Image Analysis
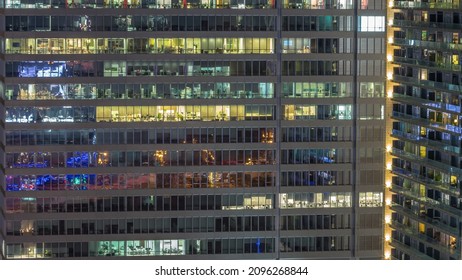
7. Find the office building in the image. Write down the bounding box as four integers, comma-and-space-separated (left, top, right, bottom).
385, 0, 462, 259
0, 0, 385, 259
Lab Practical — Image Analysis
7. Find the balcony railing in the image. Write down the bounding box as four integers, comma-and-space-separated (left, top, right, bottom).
390, 203, 459, 236
391, 146, 462, 198
391, 111, 462, 136
392, 1, 460, 9
391, 147, 462, 177
389, 238, 433, 260
392, 74, 462, 94
392, 92, 461, 114
393, 19, 462, 31
393, 38, 462, 54
391, 161, 461, 197
393, 56, 461, 73
391, 181, 462, 216
391, 127, 460, 155
390, 221, 460, 258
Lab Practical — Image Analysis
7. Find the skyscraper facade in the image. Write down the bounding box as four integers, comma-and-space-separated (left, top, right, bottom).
386, 0, 462, 260
0, 0, 385, 259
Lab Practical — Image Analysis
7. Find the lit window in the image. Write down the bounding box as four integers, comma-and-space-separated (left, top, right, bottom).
359, 192, 383, 207
358, 16, 385, 32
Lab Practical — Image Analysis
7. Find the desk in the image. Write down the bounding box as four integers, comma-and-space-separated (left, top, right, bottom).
50, 47, 61, 53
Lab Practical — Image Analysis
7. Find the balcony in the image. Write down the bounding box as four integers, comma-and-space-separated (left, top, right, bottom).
389, 238, 433, 260
393, 19, 462, 31
390, 203, 459, 236
392, 1, 460, 9
390, 181, 462, 217
393, 38, 462, 54
391, 111, 462, 136
390, 221, 460, 259
391, 147, 462, 177
392, 56, 462, 73
391, 162, 461, 197
391, 127, 460, 156
392, 74, 462, 94
392, 92, 461, 114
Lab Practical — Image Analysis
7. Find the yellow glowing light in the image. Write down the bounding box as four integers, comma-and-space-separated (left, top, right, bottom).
387, 91, 393, 98
387, 54, 393, 62
386, 145, 392, 152
385, 199, 391, 206
385, 235, 391, 242
261, 131, 274, 143
154, 150, 167, 166
386, 163, 392, 170
387, 73, 393, 80
384, 251, 391, 259
385, 181, 391, 188
388, 19, 393, 26
385, 216, 391, 224
388, 37, 393, 44
388, 0, 393, 7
